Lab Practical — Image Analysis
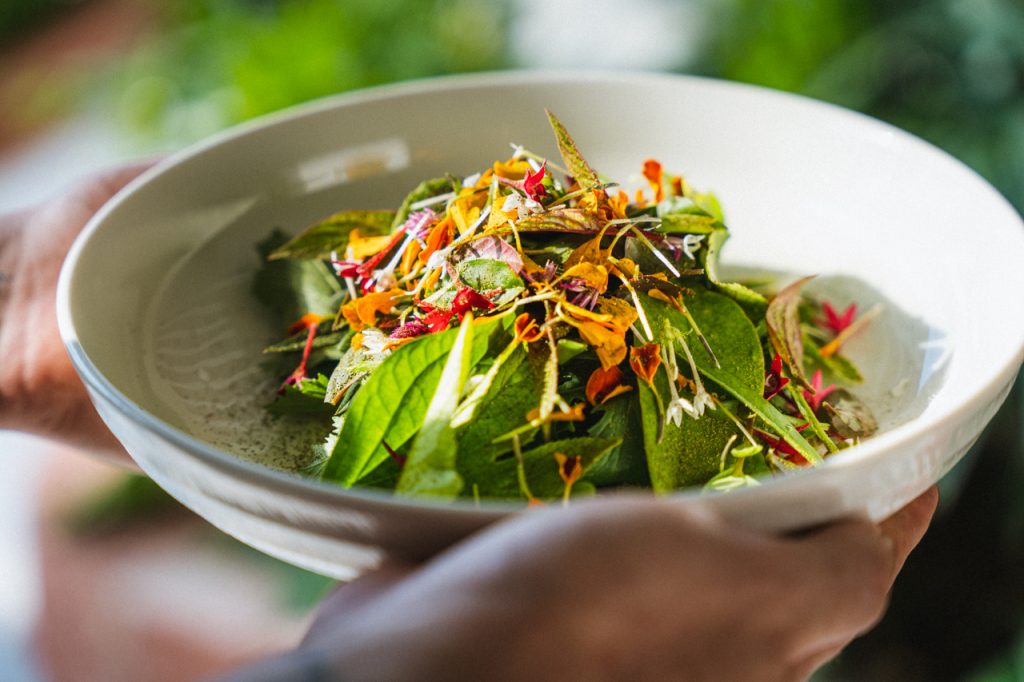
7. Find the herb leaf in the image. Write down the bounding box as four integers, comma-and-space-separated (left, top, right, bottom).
456, 258, 525, 302
765, 276, 814, 389
699, 228, 768, 317
584, 394, 650, 486
546, 110, 601, 190
475, 436, 621, 500
395, 315, 476, 498
392, 176, 452, 230
639, 291, 820, 464
269, 211, 395, 261
321, 318, 500, 485
637, 373, 738, 491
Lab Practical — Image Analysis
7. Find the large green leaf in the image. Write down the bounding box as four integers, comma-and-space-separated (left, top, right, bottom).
638, 373, 738, 491
546, 110, 601, 190
699, 228, 768, 317
395, 318, 475, 498
639, 291, 821, 464
268, 210, 395, 261
456, 344, 547, 488
321, 318, 501, 485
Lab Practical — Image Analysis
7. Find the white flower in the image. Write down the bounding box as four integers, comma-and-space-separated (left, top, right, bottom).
681, 234, 706, 260
426, 246, 453, 271
501, 192, 544, 221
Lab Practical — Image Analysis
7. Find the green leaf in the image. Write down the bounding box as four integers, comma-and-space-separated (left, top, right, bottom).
268, 210, 394, 261
456, 344, 548, 485
765, 276, 814, 389
508, 207, 602, 234
391, 176, 452, 230
638, 374, 738, 491
803, 333, 863, 384
395, 318, 476, 498
252, 230, 345, 323
639, 291, 821, 465
456, 258, 525, 304
584, 394, 650, 487
267, 374, 334, 419
321, 318, 501, 485
699, 228, 768, 317
657, 212, 718, 234
475, 437, 621, 500
264, 328, 347, 353
545, 110, 601, 190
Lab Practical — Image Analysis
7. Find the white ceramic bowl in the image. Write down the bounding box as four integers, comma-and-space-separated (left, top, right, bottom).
58, 72, 1024, 579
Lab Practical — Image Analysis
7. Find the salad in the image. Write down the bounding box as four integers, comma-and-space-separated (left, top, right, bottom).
253, 111, 877, 502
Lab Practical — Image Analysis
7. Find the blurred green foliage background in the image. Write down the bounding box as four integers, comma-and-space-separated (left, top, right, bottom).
3, 0, 1022, 679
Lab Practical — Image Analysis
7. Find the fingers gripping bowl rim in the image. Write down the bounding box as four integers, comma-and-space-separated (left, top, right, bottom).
57, 71, 1024, 577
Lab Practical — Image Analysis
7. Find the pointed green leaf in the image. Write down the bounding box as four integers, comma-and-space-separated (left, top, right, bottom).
395, 318, 476, 498
269, 210, 395, 261
321, 318, 501, 485
699, 228, 768, 317
391, 176, 453, 230
637, 373, 738, 491
546, 110, 601, 190
638, 291, 820, 464
584, 394, 649, 487
253, 230, 344, 323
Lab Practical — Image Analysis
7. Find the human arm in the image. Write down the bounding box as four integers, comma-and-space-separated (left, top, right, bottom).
227, 487, 938, 682
0, 164, 152, 463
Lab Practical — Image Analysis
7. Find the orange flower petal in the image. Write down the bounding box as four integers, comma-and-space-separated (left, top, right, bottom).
643, 159, 665, 203
341, 289, 400, 331
562, 262, 609, 293
629, 343, 662, 386
585, 365, 633, 405
514, 312, 544, 343
554, 452, 583, 488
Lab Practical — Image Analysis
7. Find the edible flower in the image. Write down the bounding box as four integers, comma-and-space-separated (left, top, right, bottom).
585, 365, 633, 405
802, 369, 836, 411
821, 301, 857, 335
763, 353, 790, 400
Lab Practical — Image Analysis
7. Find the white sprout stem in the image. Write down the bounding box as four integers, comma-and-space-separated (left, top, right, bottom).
719, 434, 739, 472
344, 277, 358, 300
381, 231, 420, 275
618, 276, 654, 341
409, 191, 455, 211
672, 326, 713, 414
629, 225, 681, 278
711, 395, 758, 447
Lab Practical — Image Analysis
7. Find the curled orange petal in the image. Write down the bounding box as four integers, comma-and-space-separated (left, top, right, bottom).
629, 343, 662, 386
643, 159, 665, 203
341, 289, 400, 331
526, 403, 586, 423
554, 452, 583, 491
585, 365, 633, 405
514, 312, 544, 343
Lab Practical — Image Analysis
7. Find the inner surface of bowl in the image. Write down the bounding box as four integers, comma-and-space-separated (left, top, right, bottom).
59, 73, 1024, 565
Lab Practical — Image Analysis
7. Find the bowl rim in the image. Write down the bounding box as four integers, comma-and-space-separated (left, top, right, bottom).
56, 69, 1024, 516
